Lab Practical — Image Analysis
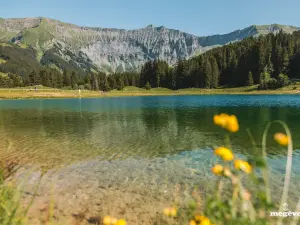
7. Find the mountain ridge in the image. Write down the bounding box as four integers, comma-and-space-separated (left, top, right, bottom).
0, 17, 299, 73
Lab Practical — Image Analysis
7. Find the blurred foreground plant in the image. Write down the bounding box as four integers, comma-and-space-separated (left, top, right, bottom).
0, 158, 43, 225
0, 169, 27, 225
163, 113, 299, 225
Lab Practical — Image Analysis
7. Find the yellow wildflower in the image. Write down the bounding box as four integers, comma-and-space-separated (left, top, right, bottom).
213, 113, 239, 132
170, 207, 177, 217
213, 114, 228, 128
200, 218, 211, 225
214, 147, 234, 161
211, 164, 223, 176
103, 216, 113, 225
189, 220, 197, 225
194, 215, 206, 221
111, 218, 118, 225
193, 215, 212, 225
163, 207, 177, 217
234, 160, 252, 174
226, 115, 239, 132
115, 219, 126, 225
274, 133, 289, 146
163, 208, 170, 216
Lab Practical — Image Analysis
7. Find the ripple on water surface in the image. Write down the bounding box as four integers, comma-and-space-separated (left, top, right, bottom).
0, 95, 300, 210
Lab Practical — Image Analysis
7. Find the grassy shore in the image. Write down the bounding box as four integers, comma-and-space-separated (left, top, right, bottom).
0, 84, 300, 99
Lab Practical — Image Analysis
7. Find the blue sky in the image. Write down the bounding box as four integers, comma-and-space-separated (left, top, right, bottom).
1, 0, 300, 36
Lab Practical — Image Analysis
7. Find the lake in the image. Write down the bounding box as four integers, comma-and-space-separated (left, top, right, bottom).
0, 95, 300, 223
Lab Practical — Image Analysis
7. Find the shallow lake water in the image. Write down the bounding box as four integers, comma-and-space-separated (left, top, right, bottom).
0, 95, 299, 224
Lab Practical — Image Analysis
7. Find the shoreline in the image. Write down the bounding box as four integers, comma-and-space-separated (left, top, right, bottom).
0, 88, 299, 100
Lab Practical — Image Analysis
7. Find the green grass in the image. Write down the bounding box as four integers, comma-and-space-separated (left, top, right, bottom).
0, 84, 300, 100
0, 72, 8, 77
0, 31, 18, 43
47, 63, 63, 72
121, 86, 146, 92
12, 85, 56, 90
150, 87, 173, 92
21, 19, 55, 47
0, 58, 7, 64
0, 43, 12, 47
18, 44, 27, 49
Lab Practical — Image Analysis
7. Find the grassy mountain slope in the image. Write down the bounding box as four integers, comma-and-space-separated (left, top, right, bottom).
0, 17, 299, 74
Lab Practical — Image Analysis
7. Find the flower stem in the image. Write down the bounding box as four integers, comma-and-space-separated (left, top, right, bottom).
262, 122, 272, 204
231, 176, 239, 219
274, 121, 293, 225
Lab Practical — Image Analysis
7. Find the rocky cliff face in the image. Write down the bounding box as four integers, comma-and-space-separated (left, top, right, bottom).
0, 17, 299, 73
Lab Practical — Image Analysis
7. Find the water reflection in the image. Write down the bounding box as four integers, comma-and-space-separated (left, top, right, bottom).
0, 96, 299, 166
1, 95, 300, 208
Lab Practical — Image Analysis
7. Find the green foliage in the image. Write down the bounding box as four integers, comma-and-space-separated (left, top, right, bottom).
40, 45, 99, 75
115, 74, 125, 90
84, 83, 91, 90
259, 72, 278, 89
0, 58, 7, 64
0, 170, 29, 225
140, 60, 170, 88
211, 57, 220, 88
100, 74, 111, 92
63, 69, 71, 87
137, 30, 300, 90
72, 84, 78, 90
0, 43, 40, 76
248, 71, 254, 86
145, 81, 151, 90
62, 86, 72, 90
277, 74, 291, 87
204, 59, 212, 88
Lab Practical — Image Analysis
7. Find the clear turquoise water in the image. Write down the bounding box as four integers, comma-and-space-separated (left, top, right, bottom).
0, 95, 299, 204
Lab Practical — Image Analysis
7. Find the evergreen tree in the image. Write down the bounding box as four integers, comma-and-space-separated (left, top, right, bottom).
108, 75, 117, 89
282, 50, 290, 74
63, 69, 71, 87
103, 76, 110, 92
248, 71, 254, 86
277, 74, 290, 87
92, 73, 99, 90
23, 73, 30, 86
145, 81, 151, 90
211, 57, 219, 88
116, 74, 125, 90
204, 59, 212, 88
171, 68, 176, 90
140, 61, 153, 87
28, 70, 38, 86
176, 60, 188, 89
56, 72, 63, 88
9, 74, 23, 87
40, 69, 51, 87
71, 71, 79, 88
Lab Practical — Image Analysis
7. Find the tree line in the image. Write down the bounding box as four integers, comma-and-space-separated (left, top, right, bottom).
0, 68, 140, 91
139, 30, 300, 90
1, 29, 300, 90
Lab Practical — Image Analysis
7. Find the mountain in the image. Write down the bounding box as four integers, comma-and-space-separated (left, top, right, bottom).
0, 17, 299, 73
